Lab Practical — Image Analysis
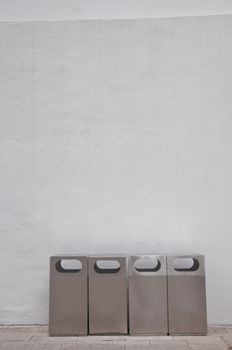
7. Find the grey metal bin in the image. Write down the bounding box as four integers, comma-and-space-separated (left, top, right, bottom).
49, 255, 88, 336
167, 254, 207, 335
129, 255, 168, 335
88, 255, 128, 334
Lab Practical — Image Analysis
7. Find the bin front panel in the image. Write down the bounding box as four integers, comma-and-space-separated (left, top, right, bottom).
129, 255, 168, 335
49, 256, 88, 336
89, 256, 128, 334
167, 255, 207, 335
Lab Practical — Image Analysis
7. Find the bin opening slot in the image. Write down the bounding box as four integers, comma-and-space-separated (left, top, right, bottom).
94, 260, 121, 273
174, 257, 199, 272
56, 259, 82, 272
134, 257, 161, 272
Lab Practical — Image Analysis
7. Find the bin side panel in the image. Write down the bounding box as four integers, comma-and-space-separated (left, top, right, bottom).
168, 275, 207, 335
89, 276, 128, 334
129, 275, 168, 335
49, 274, 88, 336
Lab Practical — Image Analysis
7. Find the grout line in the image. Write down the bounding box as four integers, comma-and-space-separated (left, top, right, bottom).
87, 257, 90, 337
27, 335, 33, 342
127, 257, 130, 336
166, 255, 170, 335
219, 335, 231, 348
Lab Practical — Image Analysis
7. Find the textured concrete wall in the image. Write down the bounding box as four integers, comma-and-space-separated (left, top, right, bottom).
0, 16, 232, 324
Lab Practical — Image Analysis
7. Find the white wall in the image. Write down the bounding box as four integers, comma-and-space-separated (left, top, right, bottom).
0, 15, 232, 324
0, 0, 232, 21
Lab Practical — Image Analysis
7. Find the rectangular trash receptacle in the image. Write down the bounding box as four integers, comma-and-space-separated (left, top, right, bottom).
49, 255, 88, 336
89, 255, 128, 334
167, 254, 207, 335
129, 255, 168, 335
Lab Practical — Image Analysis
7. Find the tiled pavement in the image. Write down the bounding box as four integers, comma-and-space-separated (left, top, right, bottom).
0, 326, 232, 349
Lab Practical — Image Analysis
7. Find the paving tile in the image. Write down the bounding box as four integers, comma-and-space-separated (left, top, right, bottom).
29, 334, 77, 344
209, 326, 232, 335
147, 336, 173, 341
81, 335, 123, 342
32, 325, 49, 334
1, 342, 62, 350
126, 345, 155, 350
126, 336, 168, 342
1, 325, 232, 350
62, 344, 124, 350
111, 335, 171, 345
125, 337, 150, 344
149, 341, 190, 349
173, 336, 222, 343
188, 345, 228, 350
0, 328, 32, 341
126, 342, 190, 350
187, 337, 226, 345
186, 335, 228, 350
